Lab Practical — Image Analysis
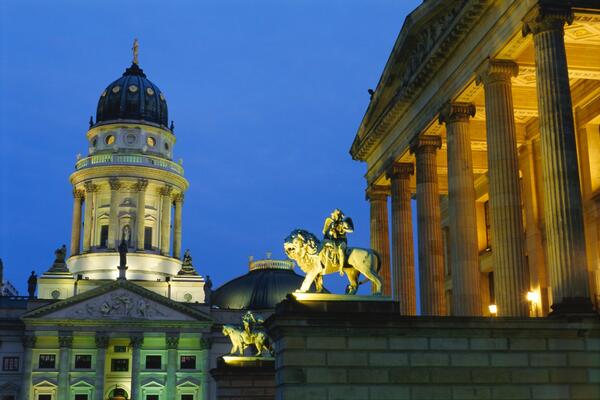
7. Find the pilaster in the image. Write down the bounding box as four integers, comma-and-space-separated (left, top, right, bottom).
19, 335, 36, 400
166, 334, 179, 400
130, 335, 144, 400
58, 333, 73, 400
94, 334, 109, 400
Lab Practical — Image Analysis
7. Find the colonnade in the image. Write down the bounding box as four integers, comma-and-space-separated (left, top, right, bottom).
367, 3, 592, 316
69, 178, 184, 260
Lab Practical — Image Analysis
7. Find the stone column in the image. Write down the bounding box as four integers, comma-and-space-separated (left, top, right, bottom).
410, 135, 446, 316
173, 194, 184, 259
523, 4, 591, 312
439, 102, 482, 316
476, 59, 529, 317
366, 185, 391, 295
130, 335, 144, 400
19, 335, 36, 400
166, 334, 179, 399
160, 186, 173, 256
70, 189, 84, 256
135, 179, 149, 251
82, 182, 97, 252
107, 178, 121, 249
58, 334, 73, 400
386, 163, 416, 314
94, 334, 109, 400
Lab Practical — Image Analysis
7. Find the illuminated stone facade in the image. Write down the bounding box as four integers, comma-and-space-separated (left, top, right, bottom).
351, 0, 600, 317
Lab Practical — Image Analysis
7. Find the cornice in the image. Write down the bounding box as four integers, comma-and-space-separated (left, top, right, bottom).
350, 0, 489, 161
70, 165, 189, 191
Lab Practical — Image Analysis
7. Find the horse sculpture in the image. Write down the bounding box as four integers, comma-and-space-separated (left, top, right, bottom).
222, 324, 272, 356
284, 229, 383, 295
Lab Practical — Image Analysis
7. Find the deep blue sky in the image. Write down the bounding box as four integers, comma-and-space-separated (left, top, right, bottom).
0, 0, 421, 297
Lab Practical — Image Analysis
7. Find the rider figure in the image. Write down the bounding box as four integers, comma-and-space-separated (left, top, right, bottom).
322, 209, 353, 275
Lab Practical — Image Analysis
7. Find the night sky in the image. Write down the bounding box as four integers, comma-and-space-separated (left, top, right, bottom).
0, 0, 422, 298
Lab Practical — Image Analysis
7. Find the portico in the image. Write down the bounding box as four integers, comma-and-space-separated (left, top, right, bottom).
350, 0, 600, 316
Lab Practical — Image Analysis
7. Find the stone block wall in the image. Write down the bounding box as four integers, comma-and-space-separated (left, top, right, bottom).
266, 297, 600, 400
210, 357, 275, 400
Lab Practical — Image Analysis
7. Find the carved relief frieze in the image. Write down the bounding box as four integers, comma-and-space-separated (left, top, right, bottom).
565, 18, 600, 45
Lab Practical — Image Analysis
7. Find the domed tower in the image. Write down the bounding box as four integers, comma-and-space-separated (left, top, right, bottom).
40, 46, 196, 297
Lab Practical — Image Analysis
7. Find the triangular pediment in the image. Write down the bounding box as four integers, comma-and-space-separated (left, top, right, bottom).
23, 280, 211, 323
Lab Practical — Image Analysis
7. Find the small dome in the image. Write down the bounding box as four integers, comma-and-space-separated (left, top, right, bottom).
212, 259, 326, 310
95, 63, 168, 129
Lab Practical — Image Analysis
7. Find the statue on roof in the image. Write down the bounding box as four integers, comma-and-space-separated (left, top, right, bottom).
27, 271, 37, 298
178, 249, 199, 276
47, 244, 69, 274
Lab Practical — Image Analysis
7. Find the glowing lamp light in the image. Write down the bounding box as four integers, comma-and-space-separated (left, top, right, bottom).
488, 304, 498, 315
526, 291, 539, 303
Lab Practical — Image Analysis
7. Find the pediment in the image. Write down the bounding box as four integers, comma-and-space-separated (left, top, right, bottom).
23, 280, 211, 323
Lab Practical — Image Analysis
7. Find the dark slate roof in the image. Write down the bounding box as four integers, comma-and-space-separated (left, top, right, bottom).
95, 63, 169, 129
212, 268, 325, 310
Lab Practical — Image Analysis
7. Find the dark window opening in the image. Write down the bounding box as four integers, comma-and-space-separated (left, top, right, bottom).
99, 225, 109, 248
38, 396, 51, 400
488, 272, 495, 304
114, 345, 127, 353
38, 354, 56, 369
144, 226, 153, 250
2, 356, 19, 371
74, 354, 92, 369
111, 358, 129, 372
180, 355, 196, 369
75, 395, 88, 400
145, 355, 161, 369
146, 396, 159, 400
484, 201, 492, 249
181, 395, 194, 400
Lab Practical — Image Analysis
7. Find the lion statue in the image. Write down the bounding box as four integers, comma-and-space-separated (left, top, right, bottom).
284, 229, 383, 295
222, 324, 272, 356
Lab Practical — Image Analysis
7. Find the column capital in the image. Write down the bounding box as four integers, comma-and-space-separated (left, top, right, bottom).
160, 185, 173, 197
366, 185, 389, 202
199, 338, 212, 350
476, 59, 519, 86
95, 334, 109, 349
386, 162, 414, 180
410, 135, 442, 155
130, 335, 144, 349
22, 334, 37, 348
83, 181, 98, 193
173, 193, 184, 203
72, 188, 85, 200
58, 334, 73, 349
109, 177, 121, 191
166, 334, 180, 349
438, 102, 476, 124
522, 1, 573, 36
136, 179, 149, 192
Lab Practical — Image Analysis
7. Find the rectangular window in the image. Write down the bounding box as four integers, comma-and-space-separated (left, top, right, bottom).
484, 201, 492, 249
74, 354, 92, 369
146, 396, 159, 400
75, 395, 88, 400
180, 355, 196, 370
488, 272, 495, 303
100, 225, 109, 248
181, 395, 194, 400
2, 396, 16, 400
114, 345, 127, 353
111, 358, 129, 372
2, 356, 19, 371
145, 355, 161, 369
38, 396, 51, 400
144, 226, 153, 250
38, 354, 56, 369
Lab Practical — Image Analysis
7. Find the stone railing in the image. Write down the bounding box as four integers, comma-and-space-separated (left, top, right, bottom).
75, 153, 184, 175
249, 259, 295, 272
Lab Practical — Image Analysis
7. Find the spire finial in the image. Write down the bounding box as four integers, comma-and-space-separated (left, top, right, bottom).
132, 38, 139, 65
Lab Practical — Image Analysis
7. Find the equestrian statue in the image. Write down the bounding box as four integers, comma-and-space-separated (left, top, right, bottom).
222, 311, 272, 357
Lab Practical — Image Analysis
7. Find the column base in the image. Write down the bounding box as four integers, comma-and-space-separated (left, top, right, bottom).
549, 297, 597, 317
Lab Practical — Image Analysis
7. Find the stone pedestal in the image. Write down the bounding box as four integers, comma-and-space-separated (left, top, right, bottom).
523, 4, 591, 313
366, 186, 391, 296
210, 357, 275, 400
477, 59, 529, 317
411, 135, 446, 316
439, 102, 482, 316
387, 162, 416, 314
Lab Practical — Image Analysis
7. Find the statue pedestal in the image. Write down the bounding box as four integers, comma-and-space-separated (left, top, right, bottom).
292, 292, 393, 302
210, 356, 275, 400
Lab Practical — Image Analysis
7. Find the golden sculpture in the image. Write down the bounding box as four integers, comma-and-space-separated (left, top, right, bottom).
222, 311, 272, 357
322, 209, 354, 275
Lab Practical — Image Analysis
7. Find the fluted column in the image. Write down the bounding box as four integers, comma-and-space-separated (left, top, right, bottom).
82, 182, 97, 252
173, 194, 184, 259
477, 59, 529, 317
166, 334, 179, 399
136, 179, 149, 251
130, 335, 144, 400
366, 185, 391, 295
160, 186, 173, 256
58, 334, 73, 400
70, 189, 84, 256
94, 334, 109, 400
410, 135, 446, 316
439, 102, 482, 316
523, 3, 591, 312
386, 163, 416, 314
107, 178, 121, 249
19, 335, 36, 400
